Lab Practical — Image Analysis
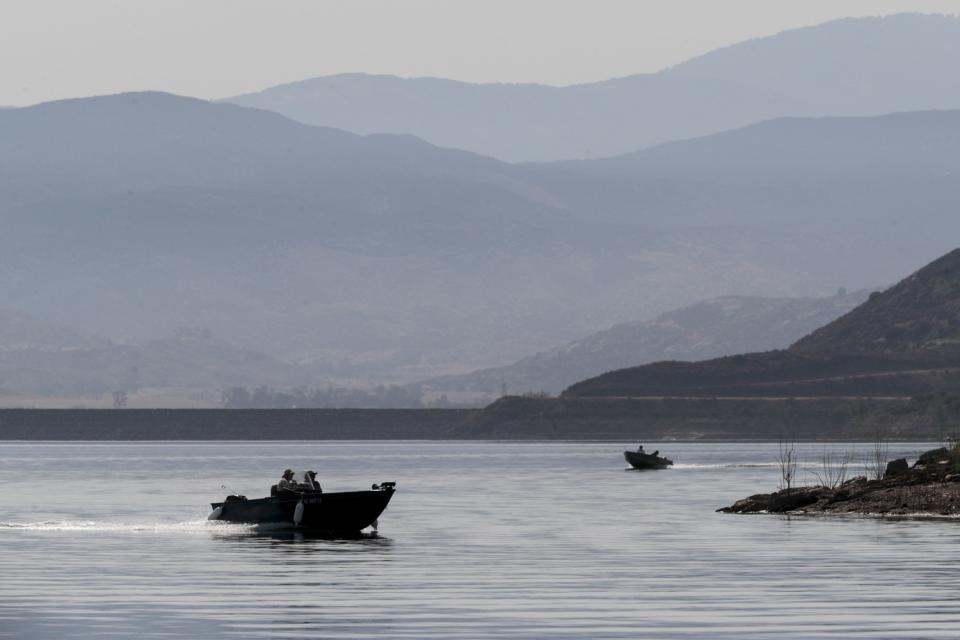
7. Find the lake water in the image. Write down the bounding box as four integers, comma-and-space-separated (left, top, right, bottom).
1, 441, 958, 639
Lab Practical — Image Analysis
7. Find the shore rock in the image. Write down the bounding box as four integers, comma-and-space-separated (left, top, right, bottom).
719, 446, 960, 516
916, 447, 950, 466
884, 458, 909, 477
720, 487, 827, 514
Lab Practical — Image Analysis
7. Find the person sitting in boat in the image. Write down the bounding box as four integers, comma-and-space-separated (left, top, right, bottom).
278, 469, 297, 491
295, 470, 318, 492
637, 445, 645, 453
304, 470, 322, 493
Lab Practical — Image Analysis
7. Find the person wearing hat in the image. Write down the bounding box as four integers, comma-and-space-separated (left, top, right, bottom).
304, 470, 321, 493
278, 469, 297, 491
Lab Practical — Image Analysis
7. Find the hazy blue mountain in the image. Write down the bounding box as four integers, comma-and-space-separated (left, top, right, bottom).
0, 92, 836, 384
225, 72, 801, 163
225, 14, 960, 161
0, 91, 516, 205
664, 13, 960, 114
418, 290, 870, 403
3, 92, 959, 392
519, 110, 960, 236
510, 109, 960, 297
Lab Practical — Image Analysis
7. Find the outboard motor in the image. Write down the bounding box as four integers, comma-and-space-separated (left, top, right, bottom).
209, 492, 246, 521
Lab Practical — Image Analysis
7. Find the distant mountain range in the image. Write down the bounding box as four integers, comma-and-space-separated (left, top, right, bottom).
227, 14, 960, 161
518, 109, 960, 236
0, 286, 875, 407
0, 290, 869, 406
3, 91, 960, 388
5, 13, 960, 399
419, 290, 870, 403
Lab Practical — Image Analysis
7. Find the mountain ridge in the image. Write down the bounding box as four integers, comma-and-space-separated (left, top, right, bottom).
4, 91, 958, 387
792, 249, 960, 354
563, 248, 960, 399
418, 291, 870, 403
225, 14, 960, 161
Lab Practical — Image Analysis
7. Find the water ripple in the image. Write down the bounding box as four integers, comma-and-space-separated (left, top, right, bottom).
1, 441, 958, 639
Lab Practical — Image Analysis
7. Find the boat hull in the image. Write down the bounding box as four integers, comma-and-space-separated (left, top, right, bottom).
211, 488, 394, 533
624, 451, 673, 470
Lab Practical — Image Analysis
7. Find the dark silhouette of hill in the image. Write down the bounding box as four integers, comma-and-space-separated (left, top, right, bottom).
226, 14, 960, 161
563, 249, 960, 399
561, 350, 959, 399
419, 291, 869, 402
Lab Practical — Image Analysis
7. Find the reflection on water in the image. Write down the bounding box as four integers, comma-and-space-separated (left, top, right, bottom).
212, 527, 392, 547
1, 440, 959, 639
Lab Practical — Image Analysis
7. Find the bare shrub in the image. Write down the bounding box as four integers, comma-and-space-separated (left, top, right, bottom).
809, 447, 853, 489
865, 429, 889, 480
778, 437, 798, 493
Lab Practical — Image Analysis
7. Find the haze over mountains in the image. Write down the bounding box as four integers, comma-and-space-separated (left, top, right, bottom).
0, 308, 311, 406
2, 13, 959, 406
421, 290, 870, 403
6, 90, 960, 393
227, 14, 960, 162
2, 92, 833, 379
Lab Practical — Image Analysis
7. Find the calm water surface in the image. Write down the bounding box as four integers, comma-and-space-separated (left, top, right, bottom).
1, 441, 958, 639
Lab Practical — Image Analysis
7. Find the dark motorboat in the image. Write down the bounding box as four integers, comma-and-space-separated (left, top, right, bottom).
624, 450, 673, 470
209, 472, 395, 534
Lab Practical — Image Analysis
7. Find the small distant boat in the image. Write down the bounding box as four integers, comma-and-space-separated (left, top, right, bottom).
209, 473, 395, 534
624, 450, 673, 470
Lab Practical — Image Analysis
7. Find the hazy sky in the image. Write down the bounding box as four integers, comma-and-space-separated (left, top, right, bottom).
2, 0, 959, 106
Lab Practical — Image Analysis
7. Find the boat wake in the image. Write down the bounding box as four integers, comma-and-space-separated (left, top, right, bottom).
0, 519, 254, 533
670, 462, 783, 469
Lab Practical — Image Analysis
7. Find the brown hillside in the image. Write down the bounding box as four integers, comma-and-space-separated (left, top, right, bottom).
792, 248, 960, 353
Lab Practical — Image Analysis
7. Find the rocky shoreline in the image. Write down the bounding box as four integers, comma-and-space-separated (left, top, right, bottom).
719, 447, 960, 517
